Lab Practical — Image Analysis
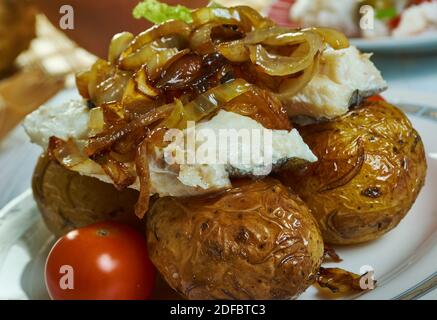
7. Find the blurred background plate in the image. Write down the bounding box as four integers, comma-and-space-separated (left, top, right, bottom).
267, 0, 437, 54
350, 34, 437, 53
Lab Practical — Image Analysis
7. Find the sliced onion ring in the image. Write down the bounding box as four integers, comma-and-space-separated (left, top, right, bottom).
164, 78, 252, 129
217, 40, 249, 62
108, 32, 134, 64
277, 52, 320, 99
134, 66, 160, 97
189, 22, 221, 54
85, 102, 176, 156
127, 20, 192, 52
248, 44, 314, 77
304, 27, 349, 50
135, 138, 151, 219
48, 137, 104, 176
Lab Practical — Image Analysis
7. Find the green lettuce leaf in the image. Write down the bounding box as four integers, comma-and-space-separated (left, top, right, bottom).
133, 0, 193, 24
375, 7, 397, 20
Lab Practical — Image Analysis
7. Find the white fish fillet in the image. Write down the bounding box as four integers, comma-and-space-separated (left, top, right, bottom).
285, 46, 387, 119
24, 102, 316, 197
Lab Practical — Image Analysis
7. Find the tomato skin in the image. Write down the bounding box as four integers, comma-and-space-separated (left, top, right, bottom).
45, 222, 155, 300
367, 95, 386, 102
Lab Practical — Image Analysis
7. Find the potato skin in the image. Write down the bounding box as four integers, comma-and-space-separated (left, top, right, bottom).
32, 154, 141, 237
279, 101, 427, 245
147, 178, 324, 300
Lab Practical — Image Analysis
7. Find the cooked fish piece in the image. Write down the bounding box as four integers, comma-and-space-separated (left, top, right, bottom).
285, 46, 387, 119
24, 101, 316, 197
163, 109, 317, 186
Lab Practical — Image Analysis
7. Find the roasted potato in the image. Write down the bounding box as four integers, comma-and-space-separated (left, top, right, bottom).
147, 178, 324, 300
279, 101, 427, 245
32, 154, 141, 237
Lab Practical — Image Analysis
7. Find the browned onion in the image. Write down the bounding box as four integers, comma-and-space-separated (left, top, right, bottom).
189, 22, 221, 54
119, 39, 182, 72
48, 137, 103, 176
156, 53, 203, 90
191, 6, 272, 31
236, 5, 274, 29
162, 78, 252, 129
217, 40, 249, 62
127, 20, 192, 53
87, 59, 132, 106
76, 70, 91, 99
304, 27, 349, 50
108, 32, 134, 64
316, 267, 366, 294
277, 52, 320, 99
121, 78, 153, 115
71, 5, 353, 207
85, 102, 175, 156
134, 138, 151, 218
134, 66, 160, 97
93, 153, 137, 190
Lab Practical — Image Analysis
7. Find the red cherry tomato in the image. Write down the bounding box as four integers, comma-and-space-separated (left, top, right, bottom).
45, 222, 155, 300
367, 95, 386, 102
389, 15, 402, 30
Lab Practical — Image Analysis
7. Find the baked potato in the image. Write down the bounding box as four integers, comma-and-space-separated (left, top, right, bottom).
0, 0, 36, 75
32, 154, 142, 237
147, 178, 324, 300
279, 100, 427, 245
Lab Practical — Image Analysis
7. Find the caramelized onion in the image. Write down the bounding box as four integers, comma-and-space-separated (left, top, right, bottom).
247, 29, 322, 77
119, 39, 182, 72
236, 5, 274, 29
48, 137, 103, 175
191, 6, 272, 31
156, 53, 203, 90
127, 20, 192, 53
121, 78, 153, 114
189, 23, 221, 54
223, 86, 291, 130
304, 27, 349, 50
135, 138, 151, 218
93, 153, 136, 190
316, 267, 367, 294
164, 78, 252, 129
76, 70, 91, 99
88, 107, 105, 136
277, 52, 320, 99
192, 7, 244, 28
108, 32, 134, 64
71, 5, 353, 203
87, 60, 131, 105
134, 66, 160, 97
217, 40, 249, 62
85, 102, 175, 156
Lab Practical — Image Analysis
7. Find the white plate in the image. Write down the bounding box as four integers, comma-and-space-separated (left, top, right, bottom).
350, 34, 437, 53
266, 0, 437, 54
0, 93, 436, 300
